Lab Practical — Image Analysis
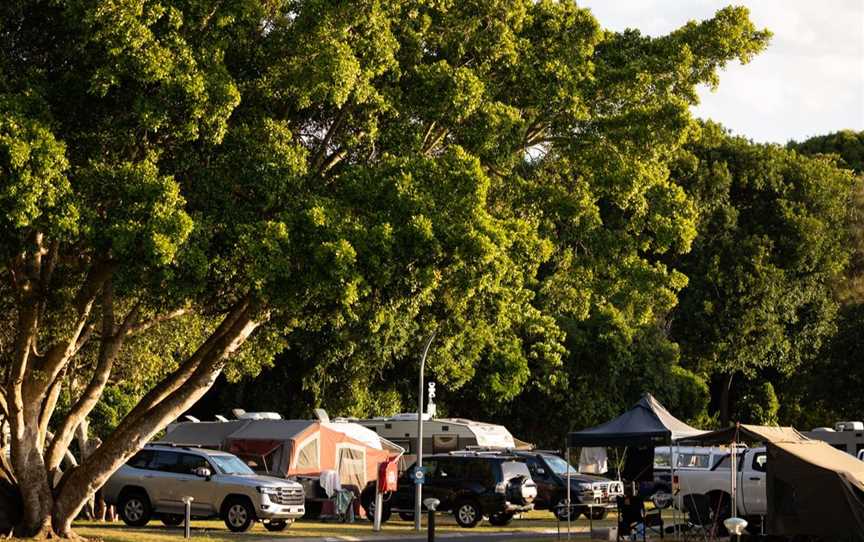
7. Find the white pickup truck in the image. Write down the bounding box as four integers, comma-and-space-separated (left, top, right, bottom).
675, 447, 767, 520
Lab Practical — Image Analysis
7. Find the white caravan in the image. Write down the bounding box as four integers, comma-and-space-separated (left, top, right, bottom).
352, 413, 517, 459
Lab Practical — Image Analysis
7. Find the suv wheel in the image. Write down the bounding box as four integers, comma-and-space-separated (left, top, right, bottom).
554, 500, 575, 521
588, 507, 608, 520
453, 499, 481, 528
222, 498, 255, 532
160, 513, 184, 527
118, 490, 152, 527
488, 512, 514, 526
264, 519, 291, 531
360, 490, 391, 523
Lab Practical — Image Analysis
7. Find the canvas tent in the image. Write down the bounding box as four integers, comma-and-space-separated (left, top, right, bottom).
678, 424, 864, 540
567, 393, 704, 447
161, 419, 403, 490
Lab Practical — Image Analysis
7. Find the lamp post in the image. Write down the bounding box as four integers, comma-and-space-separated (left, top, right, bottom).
415, 331, 436, 531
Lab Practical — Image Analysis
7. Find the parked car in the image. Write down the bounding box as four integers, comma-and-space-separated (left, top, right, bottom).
649, 445, 729, 508
674, 447, 767, 524
510, 450, 623, 521
360, 452, 537, 528
103, 444, 305, 532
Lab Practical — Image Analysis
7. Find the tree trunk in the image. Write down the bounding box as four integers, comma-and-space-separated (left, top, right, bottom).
10, 412, 55, 537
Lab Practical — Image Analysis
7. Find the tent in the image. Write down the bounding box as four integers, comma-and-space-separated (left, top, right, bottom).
161, 419, 403, 490
678, 424, 864, 539
567, 393, 704, 447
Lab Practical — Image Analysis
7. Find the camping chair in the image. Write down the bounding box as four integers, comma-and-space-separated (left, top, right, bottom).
680, 493, 714, 540
616, 495, 664, 541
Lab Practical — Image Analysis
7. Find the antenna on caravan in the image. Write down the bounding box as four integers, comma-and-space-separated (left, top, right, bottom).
314, 409, 330, 423
232, 408, 246, 419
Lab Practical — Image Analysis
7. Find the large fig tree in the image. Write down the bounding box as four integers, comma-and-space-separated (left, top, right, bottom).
0, 0, 767, 537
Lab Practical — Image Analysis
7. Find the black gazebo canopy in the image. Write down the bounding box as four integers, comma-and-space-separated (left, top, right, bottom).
567, 393, 703, 447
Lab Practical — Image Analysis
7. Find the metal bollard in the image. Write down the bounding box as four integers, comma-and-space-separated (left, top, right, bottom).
423, 498, 439, 542
182, 496, 194, 539
373, 490, 383, 531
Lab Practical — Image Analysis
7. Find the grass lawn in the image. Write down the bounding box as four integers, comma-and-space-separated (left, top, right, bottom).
69, 511, 575, 540
8, 509, 689, 541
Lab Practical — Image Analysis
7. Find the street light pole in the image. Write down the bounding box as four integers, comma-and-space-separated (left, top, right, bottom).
414, 331, 436, 531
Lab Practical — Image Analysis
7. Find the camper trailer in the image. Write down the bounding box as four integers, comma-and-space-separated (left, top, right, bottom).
804, 421, 864, 457
352, 413, 519, 460
161, 416, 403, 491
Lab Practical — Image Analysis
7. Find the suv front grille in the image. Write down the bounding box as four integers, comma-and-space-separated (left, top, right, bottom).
272, 487, 304, 506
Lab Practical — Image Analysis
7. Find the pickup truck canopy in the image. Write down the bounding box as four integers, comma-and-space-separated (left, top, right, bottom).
677, 423, 864, 540
567, 393, 704, 447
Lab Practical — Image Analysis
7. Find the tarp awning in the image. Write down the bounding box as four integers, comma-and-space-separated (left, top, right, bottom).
673, 423, 864, 539
567, 393, 704, 447
673, 423, 807, 445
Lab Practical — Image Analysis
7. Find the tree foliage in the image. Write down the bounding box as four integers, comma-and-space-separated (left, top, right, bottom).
0, 1, 772, 536
667, 123, 855, 422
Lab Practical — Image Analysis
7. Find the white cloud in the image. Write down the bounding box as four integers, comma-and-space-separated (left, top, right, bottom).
578, 0, 864, 142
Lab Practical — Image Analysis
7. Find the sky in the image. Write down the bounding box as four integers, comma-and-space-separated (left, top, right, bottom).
578, 0, 864, 144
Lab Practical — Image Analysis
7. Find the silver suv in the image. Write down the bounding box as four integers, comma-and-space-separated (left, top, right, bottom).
103, 445, 304, 532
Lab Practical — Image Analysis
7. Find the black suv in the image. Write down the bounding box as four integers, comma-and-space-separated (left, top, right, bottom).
508, 451, 624, 521
360, 453, 537, 528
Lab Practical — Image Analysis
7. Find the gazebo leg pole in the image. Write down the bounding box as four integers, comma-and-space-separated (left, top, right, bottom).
566, 446, 571, 541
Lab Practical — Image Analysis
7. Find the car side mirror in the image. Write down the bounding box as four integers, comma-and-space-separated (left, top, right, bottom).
195, 467, 212, 479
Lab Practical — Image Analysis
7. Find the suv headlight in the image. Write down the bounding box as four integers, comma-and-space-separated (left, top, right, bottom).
577, 483, 594, 492
257, 486, 281, 496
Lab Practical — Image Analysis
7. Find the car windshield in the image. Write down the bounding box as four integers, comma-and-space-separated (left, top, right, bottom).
210, 455, 255, 475
544, 455, 578, 475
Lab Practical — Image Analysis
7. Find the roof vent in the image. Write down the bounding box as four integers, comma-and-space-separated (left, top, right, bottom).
314, 408, 330, 423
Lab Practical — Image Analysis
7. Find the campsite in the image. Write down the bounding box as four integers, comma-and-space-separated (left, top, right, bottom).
1, 0, 863, 541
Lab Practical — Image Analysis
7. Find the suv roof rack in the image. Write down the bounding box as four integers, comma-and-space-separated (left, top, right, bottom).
148, 441, 201, 450
462, 446, 563, 455
446, 449, 520, 458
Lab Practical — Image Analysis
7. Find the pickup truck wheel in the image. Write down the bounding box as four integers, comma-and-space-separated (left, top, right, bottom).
488, 512, 515, 526
160, 514, 184, 527
651, 492, 673, 509
264, 520, 291, 531
589, 507, 608, 520
709, 492, 731, 536
453, 499, 481, 528
118, 490, 152, 527
222, 498, 255, 532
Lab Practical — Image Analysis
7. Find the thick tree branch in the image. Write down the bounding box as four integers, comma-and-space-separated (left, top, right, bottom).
46, 289, 140, 473
53, 308, 265, 529
124, 307, 187, 337
311, 108, 347, 173
27, 260, 114, 403
37, 368, 66, 452
114, 298, 251, 433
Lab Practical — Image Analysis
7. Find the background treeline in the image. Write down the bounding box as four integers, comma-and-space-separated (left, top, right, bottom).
192, 128, 864, 448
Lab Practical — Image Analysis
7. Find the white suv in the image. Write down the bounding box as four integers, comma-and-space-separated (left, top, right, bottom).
103, 445, 304, 532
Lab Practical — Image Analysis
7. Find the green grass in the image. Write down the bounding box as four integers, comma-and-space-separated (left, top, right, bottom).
64, 510, 602, 541
9, 509, 690, 541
